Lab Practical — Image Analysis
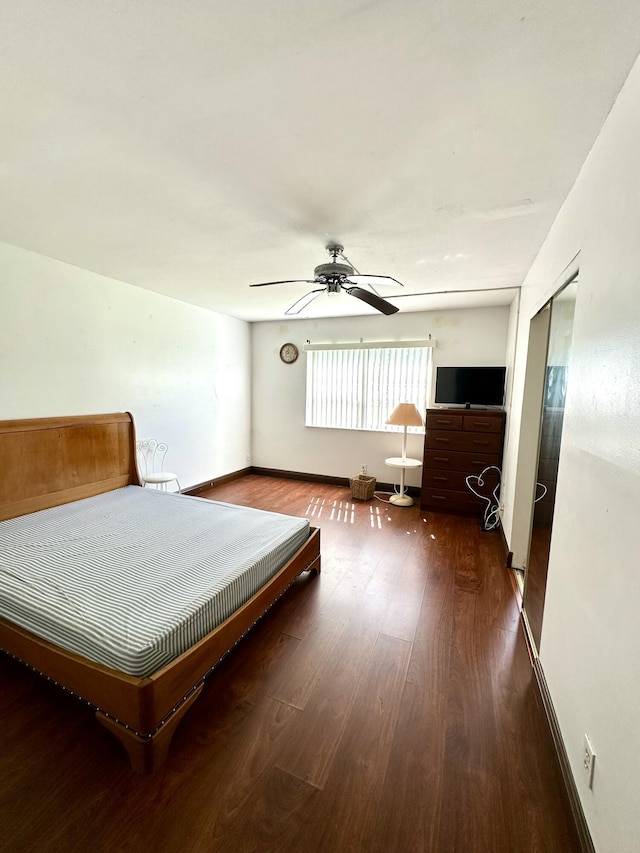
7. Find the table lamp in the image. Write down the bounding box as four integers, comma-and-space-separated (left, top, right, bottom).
385, 402, 424, 506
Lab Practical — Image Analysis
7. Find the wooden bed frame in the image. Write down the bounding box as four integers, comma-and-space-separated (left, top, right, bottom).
0, 412, 320, 772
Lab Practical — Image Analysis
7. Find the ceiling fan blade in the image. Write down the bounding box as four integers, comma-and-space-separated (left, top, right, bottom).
250, 279, 317, 288
285, 288, 326, 315
345, 286, 399, 315
347, 274, 404, 288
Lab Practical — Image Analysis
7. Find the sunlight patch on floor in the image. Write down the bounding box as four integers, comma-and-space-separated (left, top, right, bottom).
305, 496, 356, 524
329, 499, 355, 524
305, 497, 326, 518
305, 496, 435, 532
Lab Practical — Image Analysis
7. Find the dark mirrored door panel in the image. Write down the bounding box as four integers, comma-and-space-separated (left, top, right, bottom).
523, 279, 577, 652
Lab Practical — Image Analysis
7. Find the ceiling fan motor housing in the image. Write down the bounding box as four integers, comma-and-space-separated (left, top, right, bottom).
313, 261, 354, 281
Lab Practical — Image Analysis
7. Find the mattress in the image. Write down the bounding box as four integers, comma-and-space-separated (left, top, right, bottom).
0, 486, 310, 677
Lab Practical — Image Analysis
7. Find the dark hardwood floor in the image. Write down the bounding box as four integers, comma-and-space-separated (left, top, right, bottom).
0, 476, 580, 852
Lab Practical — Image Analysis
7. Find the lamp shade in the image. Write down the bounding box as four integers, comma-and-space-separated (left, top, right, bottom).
386, 402, 423, 427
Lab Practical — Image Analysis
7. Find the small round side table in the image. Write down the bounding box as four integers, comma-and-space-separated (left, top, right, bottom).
384, 456, 422, 506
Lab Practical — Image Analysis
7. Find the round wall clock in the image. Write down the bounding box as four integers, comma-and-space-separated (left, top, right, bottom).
279, 343, 299, 364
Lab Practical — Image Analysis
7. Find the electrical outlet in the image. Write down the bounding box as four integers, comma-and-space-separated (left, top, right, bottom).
361, 464, 367, 474
583, 734, 596, 789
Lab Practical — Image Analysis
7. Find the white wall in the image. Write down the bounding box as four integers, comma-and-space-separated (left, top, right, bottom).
500, 55, 640, 853
0, 241, 251, 489
251, 307, 509, 488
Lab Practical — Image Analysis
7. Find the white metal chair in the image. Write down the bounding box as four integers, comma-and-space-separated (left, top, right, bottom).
136, 439, 181, 492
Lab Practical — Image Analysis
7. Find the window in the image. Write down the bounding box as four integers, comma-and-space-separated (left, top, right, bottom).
305, 341, 433, 431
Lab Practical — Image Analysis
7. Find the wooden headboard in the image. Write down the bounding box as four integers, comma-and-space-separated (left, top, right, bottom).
0, 412, 141, 522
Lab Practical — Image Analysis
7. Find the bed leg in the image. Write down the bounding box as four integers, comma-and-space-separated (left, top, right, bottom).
96, 684, 204, 773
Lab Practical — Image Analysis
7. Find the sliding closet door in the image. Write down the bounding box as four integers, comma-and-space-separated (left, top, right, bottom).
522, 279, 577, 653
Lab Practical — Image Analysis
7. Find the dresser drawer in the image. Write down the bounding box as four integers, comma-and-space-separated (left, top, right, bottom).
423, 468, 500, 493
463, 413, 504, 433
426, 413, 464, 431
421, 488, 488, 514
423, 448, 500, 473
425, 429, 503, 454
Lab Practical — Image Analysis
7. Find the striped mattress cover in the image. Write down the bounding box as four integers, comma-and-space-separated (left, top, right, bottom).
0, 486, 310, 677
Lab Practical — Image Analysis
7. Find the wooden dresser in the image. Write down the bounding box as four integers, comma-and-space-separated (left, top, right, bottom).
420, 407, 506, 516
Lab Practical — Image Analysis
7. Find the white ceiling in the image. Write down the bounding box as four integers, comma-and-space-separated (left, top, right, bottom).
2, 1, 640, 322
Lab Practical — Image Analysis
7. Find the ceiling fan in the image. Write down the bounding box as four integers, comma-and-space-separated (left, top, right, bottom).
249, 244, 403, 315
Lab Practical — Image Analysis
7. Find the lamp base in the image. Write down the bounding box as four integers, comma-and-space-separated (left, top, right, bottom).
389, 493, 414, 507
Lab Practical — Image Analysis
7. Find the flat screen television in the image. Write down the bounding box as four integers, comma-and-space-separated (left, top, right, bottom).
434, 366, 506, 408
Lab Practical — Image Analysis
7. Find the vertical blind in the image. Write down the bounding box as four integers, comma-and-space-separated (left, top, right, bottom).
305, 344, 432, 431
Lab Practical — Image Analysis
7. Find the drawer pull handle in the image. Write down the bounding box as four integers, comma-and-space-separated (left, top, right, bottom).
435, 437, 450, 443
472, 420, 490, 427
432, 495, 447, 501
472, 439, 490, 445
434, 456, 449, 462
433, 476, 448, 482
436, 419, 452, 424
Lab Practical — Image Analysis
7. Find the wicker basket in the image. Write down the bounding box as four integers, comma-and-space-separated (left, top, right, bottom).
349, 472, 376, 501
